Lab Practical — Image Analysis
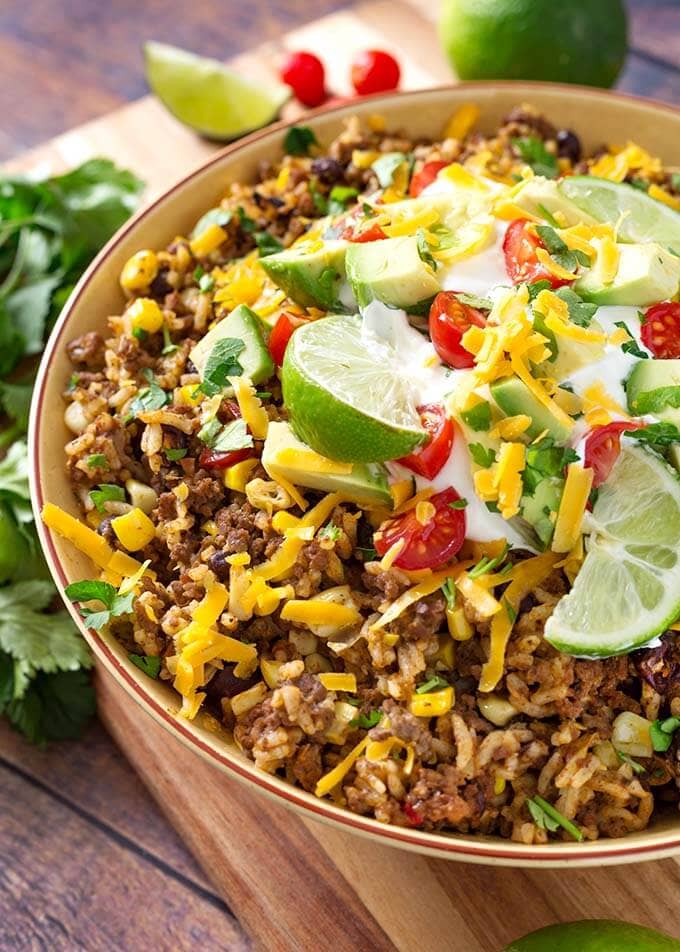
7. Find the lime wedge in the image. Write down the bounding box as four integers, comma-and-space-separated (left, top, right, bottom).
545, 443, 680, 657
560, 176, 680, 254
144, 42, 290, 140
281, 314, 426, 463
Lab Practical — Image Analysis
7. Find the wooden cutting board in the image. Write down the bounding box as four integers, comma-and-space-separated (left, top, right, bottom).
13, 2, 680, 949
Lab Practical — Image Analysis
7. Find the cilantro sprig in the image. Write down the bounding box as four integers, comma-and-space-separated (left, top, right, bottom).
283, 126, 319, 156
65, 579, 135, 632
526, 795, 584, 841
511, 137, 558, 179
650, 716, 680, 752
534, 225, 591, 274
126, 368, 170, 419
197, 338, 245, 396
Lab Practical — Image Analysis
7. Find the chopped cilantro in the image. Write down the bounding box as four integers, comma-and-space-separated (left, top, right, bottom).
64, 579, 135, 632
309, 185, 328, 215
628, 177, 649, 191
469, 443, 496, 467
523, 437, 578, 494
416, 228, 438, 271
191, 207, 232, 239
350, 709, 382, 729
283, 126, 319, 156
237, 206, 257, 233
328, 185, 359, 216
554, 287, 598, 327
198, 338, 245, 396
371, 152, 410, 188
617, 750, 646, 775
457, 291, 493, 310
527, 279, 553, 300
132, 326, 148, 342
614, 320, 648, 359
535, 225, 590, 274
89, 483, 125, 513
255, 391, 272, 399
537, 203, 559, 228
650, 716, 680, 753
362, 202, 376, 217
161, 323, 178, 355
165, 447, 187, 461
254, 230, 285, 257
440, 578, 456, 610
197, 416, 222, 446
318, 523, 342, 541
86, 453, 109, 470
67, 373, 80, 392
624, 422, 680, 446
511, 137, 558, 179
461, 401, 491, 432
126, 368, 169, 419
198, 272, 215, 293
128, 653, 161, 679
485, 501, 500, 513
448, 498, 468, 510
526, 794, 583, 841
415, 675, 450, 694
503, 597, 517, 623
201, 418, 253, 454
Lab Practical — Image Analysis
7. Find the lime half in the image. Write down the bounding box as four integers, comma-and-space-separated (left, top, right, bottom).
560, 176, 680, 254
281, 314, 426, 463
144, 42, 290, 140
545, 443, 680, 657
505, 919, 680, 952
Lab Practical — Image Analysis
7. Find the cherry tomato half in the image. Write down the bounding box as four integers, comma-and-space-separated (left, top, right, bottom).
199, 447, 253, 470
268, 312, 305, 366
341, 220, 387, 243
409, 160, 449, 197
350, 49, 400, 96
641, 302, 680, 359
584, 421, 645, 488
280, 51, 326, 108
374, 487, 466, 571
398, 404, 454, 480
502, 219, 573, 288
428, 291, 487, 369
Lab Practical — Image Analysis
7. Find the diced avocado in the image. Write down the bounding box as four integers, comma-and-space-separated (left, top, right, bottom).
260, 238, 349, 311
669, 444, 680, 473
345, 236, 441, 312
626, 358, 680, 424
511, 177, 598, 226
532, 310, 606, 381
520, 477, 564, 548
575, 242, 680, 307
190, 303, 274, 388
262, 420, 392, 508
490, 376, 572, 442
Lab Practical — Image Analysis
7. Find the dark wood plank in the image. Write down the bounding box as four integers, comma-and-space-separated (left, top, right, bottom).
629, 1, 680, 65
0, 718, 216, 894
0, 764, 249, 951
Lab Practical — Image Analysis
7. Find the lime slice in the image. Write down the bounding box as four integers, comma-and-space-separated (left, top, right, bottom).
545, 443, 680, 657
505, 918, 679, 952
281, 314, 426, 463
144, 42, 290, 140
560, 176, 680, 254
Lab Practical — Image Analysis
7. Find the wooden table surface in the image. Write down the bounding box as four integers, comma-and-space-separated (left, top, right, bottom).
3, 1, 680, 949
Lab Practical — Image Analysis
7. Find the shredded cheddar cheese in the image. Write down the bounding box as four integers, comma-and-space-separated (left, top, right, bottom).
551, 464, 594, 553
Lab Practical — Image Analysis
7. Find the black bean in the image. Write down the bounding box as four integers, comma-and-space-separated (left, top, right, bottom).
150, 268, 172, 298
556, 129, 582, 164
311, 157, 345, 184
97, 517, 115, 542
208, 550, 230, 581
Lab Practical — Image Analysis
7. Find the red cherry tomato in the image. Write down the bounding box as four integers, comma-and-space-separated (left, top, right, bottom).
409, 161, 449, 197
584, 421, 645, 488
351, 49, 400, 96
341, 221, 387, 243
280, 51, 326, 108
199, 447, 254, 471
641, 302, 680, 358
398, 404, 454, 480
403, 803, 424, 826
374, 487, 466, 571
502, 219, 573, 288
428, 291, 487, 369
269, 312, 305, 366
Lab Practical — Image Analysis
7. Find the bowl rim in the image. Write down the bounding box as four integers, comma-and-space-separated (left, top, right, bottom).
29, 80, 680, 867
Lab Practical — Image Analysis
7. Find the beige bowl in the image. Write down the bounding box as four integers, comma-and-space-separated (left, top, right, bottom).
30, 82, 680, 867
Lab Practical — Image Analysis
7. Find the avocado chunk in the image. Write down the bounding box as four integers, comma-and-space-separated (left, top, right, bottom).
511, 177, 598, 226
626, 358, 680, 424
532, 310, 606, 381
262, 420, 392, 508
345, 236, 441, 312
521, 477, 564, 548
575, 242, 680, 307
490, 376, 572, 442
260, 237, 349, 311
190, 303, 274, 389
669, 444, 680, 473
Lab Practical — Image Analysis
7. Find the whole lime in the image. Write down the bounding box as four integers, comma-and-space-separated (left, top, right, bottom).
439, 0, 628, 88
505, 919, 680, 951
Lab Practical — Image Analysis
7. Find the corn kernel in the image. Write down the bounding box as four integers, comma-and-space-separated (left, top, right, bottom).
202, 519, 218, 537
223, 458, 258, 492
120, 250, 158, 292
447, 606, 474, 641
111, 507, 156, 551
190, 223, 227, 257
127, 297, 164, 334
494, 775, 507, 796
383, 632, 400, 648
409, 686, 454, 717
351, 149, 381, 169
176, 384, 203, 407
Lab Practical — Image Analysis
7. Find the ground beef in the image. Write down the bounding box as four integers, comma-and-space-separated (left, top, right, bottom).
407, 764, 492, 831
290, 743, 324, 792
214, 501, 270, 561
67, 331, 106, 369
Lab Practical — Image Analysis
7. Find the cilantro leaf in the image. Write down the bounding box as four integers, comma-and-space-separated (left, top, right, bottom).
617, 750, 646, 775
554, 287, 598, 327
283, 126, 319, 156
527, 280, 553, 301
415, 228, 438, 271
64, 579, 135, 632
2, 667, 95, 745
350, 710, 382, 729
415, 675, 449, 694
624, 422, 680, 447
526, 795, 583, 841
86, 453, 109, 470
461, 401, 491, 431
126, 368, 169, 418
511, 137, 558, 179
199, 337, 245, 396
0, 378, 32, 442
614, 320, 648, 359
650, 716, 680, 753
129, 653, 161, 679
161, 323, 177, 354
318, 523, 342, 541
328, 185, 358, 217
523, 437, 578, 494
165, 447, 187, 461
534, 225, 589, 274
199, 416, 253, 453
469, 443, 496, 467
448, 498, 468, 510
198, 272, 215, 293
191, 207, 232, 239
371, 152, 409, 188
89, 483, 125, 513
254, 230, 284, 257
